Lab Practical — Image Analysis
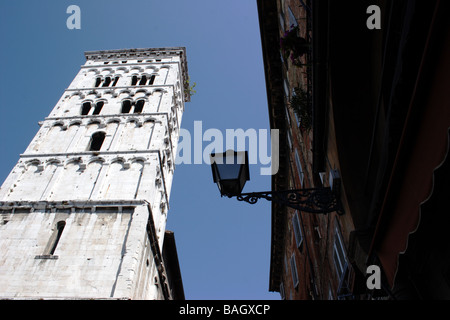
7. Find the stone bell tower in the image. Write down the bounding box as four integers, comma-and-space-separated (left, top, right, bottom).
0, 47, 189, 299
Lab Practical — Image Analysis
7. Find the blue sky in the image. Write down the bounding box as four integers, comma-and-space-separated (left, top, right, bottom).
0, 0, 279, 300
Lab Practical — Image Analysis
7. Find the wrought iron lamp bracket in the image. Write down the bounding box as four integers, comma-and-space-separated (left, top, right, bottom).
226, 187, 344, 215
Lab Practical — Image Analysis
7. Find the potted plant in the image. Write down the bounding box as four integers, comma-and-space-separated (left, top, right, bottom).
290, 86, 312, 132
280, 25, 309, 66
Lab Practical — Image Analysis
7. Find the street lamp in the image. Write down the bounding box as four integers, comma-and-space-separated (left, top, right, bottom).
210, 150, 344, 215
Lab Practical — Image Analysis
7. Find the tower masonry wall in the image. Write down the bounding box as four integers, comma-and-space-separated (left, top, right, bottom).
0, 204, 155, 299
0, 47, 188, 299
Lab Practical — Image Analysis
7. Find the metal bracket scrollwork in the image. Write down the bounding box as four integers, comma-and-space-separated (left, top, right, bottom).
229, 187, 344, 215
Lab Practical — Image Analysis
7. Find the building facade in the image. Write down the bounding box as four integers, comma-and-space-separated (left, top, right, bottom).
0, 47, 188, 299
258, 0, 450, 300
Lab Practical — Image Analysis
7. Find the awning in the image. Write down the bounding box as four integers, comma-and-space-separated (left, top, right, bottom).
369, 2, 450, 287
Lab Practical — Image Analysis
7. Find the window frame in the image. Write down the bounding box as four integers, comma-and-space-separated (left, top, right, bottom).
333, 223, 348, 282
292, 210, 303, 249
294, 148, 304, 187
42, 220, 66, 256
280, 282, 286, 300
290, 252, 299, 289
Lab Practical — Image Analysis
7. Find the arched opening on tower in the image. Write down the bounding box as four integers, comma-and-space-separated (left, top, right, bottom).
139, 75, 147, 85
134, 100, 145, 114
131, 75, 138, 86
88, 131, 106, 151
92, 101, 104, 115
149, 75, 156, 85
121, 100, 132, 113
112, 76, 119, 87
81, 102, 92, 115
102, 76, 112, 87
94, 77, 102, 87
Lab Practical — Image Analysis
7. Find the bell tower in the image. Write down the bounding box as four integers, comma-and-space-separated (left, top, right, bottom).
0, 48, 189, 299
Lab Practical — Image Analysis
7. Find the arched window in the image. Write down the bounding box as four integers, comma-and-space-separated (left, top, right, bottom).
92, 101, 104, 115
88, 131, 106, 151
102, 76, 111, 87
134, 100, 145, 114
131, 74, 155, 86
81, 102, 92, 115
121, 100, 132, 113
131, 75, 138, 86
94, 77, 102, 87
112, 76, 119, 87
139, 75, 147, 85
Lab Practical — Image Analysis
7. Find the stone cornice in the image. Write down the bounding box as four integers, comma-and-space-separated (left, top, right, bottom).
84, 47, 185, 61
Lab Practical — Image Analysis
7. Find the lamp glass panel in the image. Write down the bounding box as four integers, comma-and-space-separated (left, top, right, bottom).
216, 161, 241, 180
216, 153, 245, 180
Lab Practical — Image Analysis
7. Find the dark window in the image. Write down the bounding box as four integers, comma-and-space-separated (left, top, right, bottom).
134, 100, 145, 113
95, 77, 102, 87
139, 75, 147, 85
49, 221, 66, 255
81, 102, 92, 115
112, 76, 119, 87
121, 100, 132, 113
92, 101, 104, 115
89, 131, 106, 151
149, 75, 156, 85
102, 76, 111, 87
131, 75, 138, 86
